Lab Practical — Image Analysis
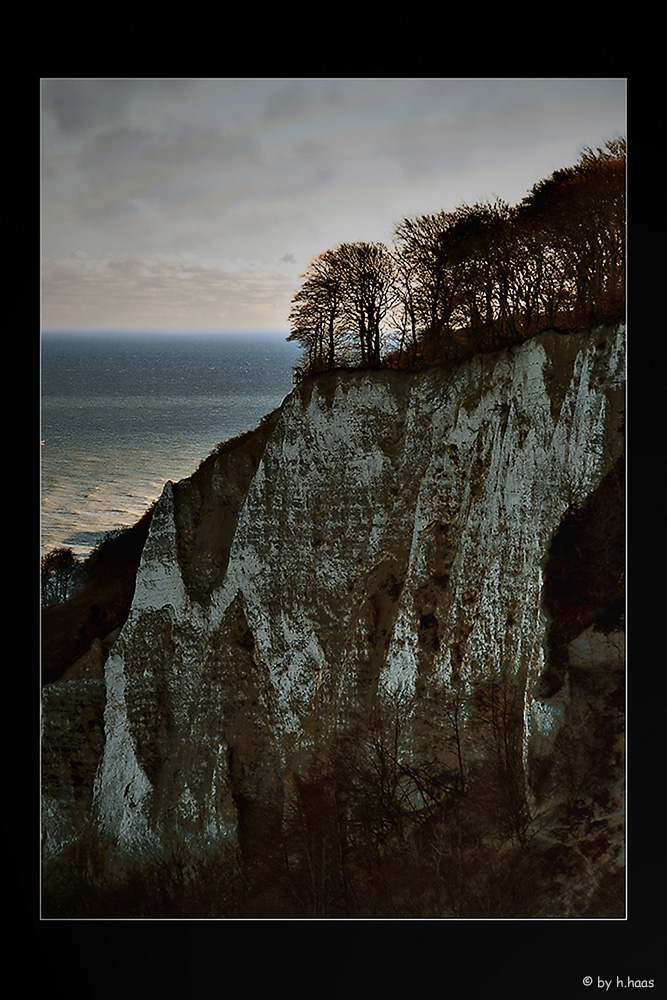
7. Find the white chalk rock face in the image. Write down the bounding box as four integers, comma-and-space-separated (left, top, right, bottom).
82, 325, 624, 876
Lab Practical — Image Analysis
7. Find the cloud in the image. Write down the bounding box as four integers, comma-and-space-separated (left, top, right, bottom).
41, 78, 626, 330
44, 119, 271, 257
261, 79, 310, 123
42, 78, 196, 135
42, 79, 136, 134
41, 253, 298, 329
259, 78, 345, 125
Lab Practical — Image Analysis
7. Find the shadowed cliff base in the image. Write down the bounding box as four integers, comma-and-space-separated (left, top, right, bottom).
537, 456, 625, 698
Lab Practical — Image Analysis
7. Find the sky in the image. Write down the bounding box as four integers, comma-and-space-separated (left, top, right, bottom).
41, 77, 626, 333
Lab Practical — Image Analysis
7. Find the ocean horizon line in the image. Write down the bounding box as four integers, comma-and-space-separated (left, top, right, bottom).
41, 327, 291, 337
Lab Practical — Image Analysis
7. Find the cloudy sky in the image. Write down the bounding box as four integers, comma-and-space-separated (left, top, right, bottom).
41, 77, 626, 332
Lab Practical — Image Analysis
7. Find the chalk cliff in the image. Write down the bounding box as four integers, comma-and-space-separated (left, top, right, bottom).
41, 323, 625, 918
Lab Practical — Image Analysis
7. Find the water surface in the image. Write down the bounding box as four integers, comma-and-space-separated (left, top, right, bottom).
41, 330, 299, 558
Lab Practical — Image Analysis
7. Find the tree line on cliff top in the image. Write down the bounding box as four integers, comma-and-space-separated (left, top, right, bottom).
287, 138, 626, 378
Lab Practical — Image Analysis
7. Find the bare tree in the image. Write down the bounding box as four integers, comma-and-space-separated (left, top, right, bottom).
289, 140, 625, 376
336, 242, 398, 367
288, 241, 398, 374
392, 210, 467, 358
287, 248, 347, 372
470, 675, 533, 845
517, 138, 626, 328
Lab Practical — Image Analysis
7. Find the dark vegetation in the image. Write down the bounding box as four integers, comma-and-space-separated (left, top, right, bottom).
288, 139, 625, 378
41, 505, 155, 683
43, 666, 623, 918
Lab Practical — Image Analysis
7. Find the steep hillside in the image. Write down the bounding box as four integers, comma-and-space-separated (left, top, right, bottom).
41, 323, 625, 918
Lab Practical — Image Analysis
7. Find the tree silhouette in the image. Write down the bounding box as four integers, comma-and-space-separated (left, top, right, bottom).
289, 139, 625, 377
41, 546, 82, 606
288, 241, 398, 375
337, 241, 398, 367
287, 248, 346, 373
393, 209, 468, 359
517, 137, 626, 329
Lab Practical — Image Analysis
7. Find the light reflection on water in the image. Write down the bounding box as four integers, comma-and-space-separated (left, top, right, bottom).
41, 332, 299, 559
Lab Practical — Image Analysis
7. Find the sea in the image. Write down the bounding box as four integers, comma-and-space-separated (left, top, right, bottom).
41, 330, 301, 560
